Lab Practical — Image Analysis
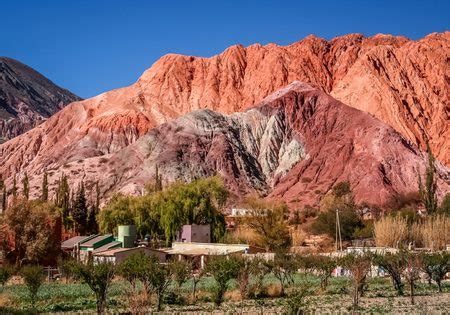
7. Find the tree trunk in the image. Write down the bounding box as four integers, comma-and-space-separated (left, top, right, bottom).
437, 280, 442, 293
409, 281, 415, 305
156, 292, 163, 311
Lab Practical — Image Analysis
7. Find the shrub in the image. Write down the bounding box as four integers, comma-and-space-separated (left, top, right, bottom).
421, 252, 450, 293
306, 255, 336, 291
340, 253, 372, 309
264, 253, 297, 296
205, 256, 241, 306
373, 251, 406, 296
71, 261, 116, 314
0, 265, 14, 289
312, 204, 362, 240
283, 282, 312, 315
21, 265, 44, 308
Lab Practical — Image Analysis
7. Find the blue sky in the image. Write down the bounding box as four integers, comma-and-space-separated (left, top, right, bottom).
1, 0, 448, 98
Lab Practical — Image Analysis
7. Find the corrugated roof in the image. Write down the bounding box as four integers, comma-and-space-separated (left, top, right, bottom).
168, 242, 250, 256
80, 234, 112, 247
61, 236, 92, 249
94, 246, 158, 257
93, 241, 122, 254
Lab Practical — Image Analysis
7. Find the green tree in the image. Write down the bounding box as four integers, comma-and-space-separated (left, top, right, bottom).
98, 194, 135, 234
437, 193, 450, 216
0, 265, 14, 290
402, 252, 422, 305
171, 260, 191, 292
241, 197, 292, 252
373, 251, 406, 296
56, 174, 71, 230
41, 172, 48, 201
264, 253, 297, 296
22, 172, 29, 199
72, 182, 88, 234
418, 143, 438, 215
307, 255, 336, 291
71, 261, 116, 315
421, 252, 450, 293
205, 255, 241, 306
1, 179, 6, 212
12, 175, 17, 199
21, 265, 44, 309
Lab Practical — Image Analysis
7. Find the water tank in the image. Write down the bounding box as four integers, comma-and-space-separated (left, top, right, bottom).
118, 225, 137, 248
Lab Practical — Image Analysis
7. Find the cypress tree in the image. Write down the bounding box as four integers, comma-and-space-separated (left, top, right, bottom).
56, 174, 71, 230
72, 182, 88, 234
12, 175, 17, 199
1, 184, 6, 212
22, 172, 29, 199
41, 171, 48, 201
0, 177, 5, 212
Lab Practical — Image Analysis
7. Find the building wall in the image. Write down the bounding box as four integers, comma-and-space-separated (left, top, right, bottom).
177, 224, 211, 243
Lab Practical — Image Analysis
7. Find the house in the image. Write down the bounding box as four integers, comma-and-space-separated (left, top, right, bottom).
78, 234, 116, 262
163, 242, 264, 269
93, 246, 168, 264
176, 224, 211, 243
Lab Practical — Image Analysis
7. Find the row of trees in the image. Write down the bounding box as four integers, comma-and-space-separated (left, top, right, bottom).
3, 249, 446, 314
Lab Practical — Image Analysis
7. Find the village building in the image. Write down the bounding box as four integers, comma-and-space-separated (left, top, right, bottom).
93, 246, 168, 264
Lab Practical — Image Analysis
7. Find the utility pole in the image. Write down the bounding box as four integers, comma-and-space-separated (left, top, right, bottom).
335, 208, 342, 252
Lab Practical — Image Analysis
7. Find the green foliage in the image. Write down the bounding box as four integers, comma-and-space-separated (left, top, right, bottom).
373, 251, 406, 296
41, 172, 48, 201
205, 255, 241, 306
71, 260, 116, 314
55, 174, 71, 230
437, 193, 450, 216
352, 220, 374, 239
302, 255, 336, 290
312, 204, 362, 240
99, 176, 228, 244
0, 265, 14, 288
332, 181, 351, 198
21, 173, 29, 200
171, 260, 192, 289
0, 177, 6, 212
241, 197, 292, 252
418, 143, 438, 215
421, 252, 450, 292
72, 182, 88, 234
284, 282, 312, 315
21, 265, 44, 308
264, 253, 297, 296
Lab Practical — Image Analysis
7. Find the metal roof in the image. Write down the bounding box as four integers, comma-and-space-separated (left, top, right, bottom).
93, 241, 122, 254
61, 236, 93, 249
94, 246, 160, 257
80, 234, 113, 247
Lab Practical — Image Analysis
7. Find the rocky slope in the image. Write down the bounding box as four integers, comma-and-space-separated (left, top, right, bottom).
5, 82, 448, 208
0, 57, 81, 142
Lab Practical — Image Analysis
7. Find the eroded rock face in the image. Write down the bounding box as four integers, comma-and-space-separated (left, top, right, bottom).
0, 57, 81, 142
0, 33, 448, 206
6, 83, 448, 208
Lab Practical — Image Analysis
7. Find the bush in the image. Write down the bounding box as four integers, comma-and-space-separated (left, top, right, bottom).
71, 261, 116, 314
21, 265, 44, 308
413, 215, 449, 250
312, 205, 362, 240
205, 256, 241, 306
0, 265, 14, 289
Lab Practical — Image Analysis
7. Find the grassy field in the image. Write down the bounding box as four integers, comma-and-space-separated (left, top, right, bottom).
0, 275, 448, 314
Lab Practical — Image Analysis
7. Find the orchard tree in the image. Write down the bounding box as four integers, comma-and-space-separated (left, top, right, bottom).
341, 253, 372, 309
205, 255, 241, 306
373, 251, 406, 296
71, 261, 116, 315
21, 265, 44, 309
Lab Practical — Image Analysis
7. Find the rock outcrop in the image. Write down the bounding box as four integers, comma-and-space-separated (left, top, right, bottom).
0, 57, 81, 142
4, 83, 448, 208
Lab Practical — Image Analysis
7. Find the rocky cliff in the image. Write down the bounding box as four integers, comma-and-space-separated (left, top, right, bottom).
0, 57, 81, 142
4, 83, 448, 208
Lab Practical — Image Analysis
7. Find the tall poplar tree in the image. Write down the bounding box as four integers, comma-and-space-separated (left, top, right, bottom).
56, 174, 71, 230
22, 173, 29, 199
41, 172, 48, 201
418, 143, 438, 215
72, 182, 88, 234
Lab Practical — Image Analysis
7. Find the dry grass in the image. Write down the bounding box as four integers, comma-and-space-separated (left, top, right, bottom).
413, 215, 449, 250
374, 215, 408, 247
291, 228, 308, 246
